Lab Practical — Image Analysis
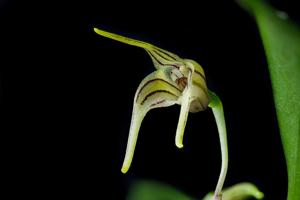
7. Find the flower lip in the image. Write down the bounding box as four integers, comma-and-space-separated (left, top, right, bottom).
189, 85, 209, 112
190, 98, 205, 112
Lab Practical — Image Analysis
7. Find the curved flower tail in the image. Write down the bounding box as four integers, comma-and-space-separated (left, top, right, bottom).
121, 68, 181, 173
93, 27, 182, 69
94, 27, 154, 49
208, 91, 228, 199
121, 108, 145, 174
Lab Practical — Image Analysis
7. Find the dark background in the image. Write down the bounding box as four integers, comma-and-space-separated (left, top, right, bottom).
1, 0, 299, 199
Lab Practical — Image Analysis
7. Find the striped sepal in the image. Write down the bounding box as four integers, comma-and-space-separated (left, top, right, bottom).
94, 28, 182, 69
121, 67, 182, 173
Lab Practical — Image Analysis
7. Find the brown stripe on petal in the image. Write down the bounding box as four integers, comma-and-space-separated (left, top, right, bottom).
154, 48, 179, 61
147, 51, 179, 69
194, 70, 206, 81
141, 90, 178, 105
147, 50, 165, 65
150, 99, 166, 107
153, 49, 175, 62
136, 78, 181, 102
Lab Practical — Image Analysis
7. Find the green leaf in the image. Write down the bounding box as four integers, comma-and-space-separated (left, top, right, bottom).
127, 180, 195, 200
237, 1, 300, 200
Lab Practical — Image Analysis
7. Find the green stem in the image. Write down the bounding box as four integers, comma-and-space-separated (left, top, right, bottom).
208, 91, 228, 200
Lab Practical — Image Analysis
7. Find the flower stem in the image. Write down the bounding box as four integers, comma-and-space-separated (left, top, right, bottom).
208, 91, 228, 200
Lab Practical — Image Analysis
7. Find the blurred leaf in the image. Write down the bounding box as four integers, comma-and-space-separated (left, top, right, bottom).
127, 180, 194, 200
202, 182, 264, 200
237, 1, 300, 200
127, 181, 263, 200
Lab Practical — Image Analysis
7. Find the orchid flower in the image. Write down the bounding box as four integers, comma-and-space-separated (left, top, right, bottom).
94, 28, 228, 200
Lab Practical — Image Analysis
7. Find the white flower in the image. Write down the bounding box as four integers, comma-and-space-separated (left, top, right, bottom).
94, 28, 228, 200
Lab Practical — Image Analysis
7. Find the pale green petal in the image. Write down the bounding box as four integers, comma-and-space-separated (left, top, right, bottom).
175, 66, 194, 148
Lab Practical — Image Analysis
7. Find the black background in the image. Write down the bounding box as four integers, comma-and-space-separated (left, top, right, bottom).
1, 0, 299, 199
